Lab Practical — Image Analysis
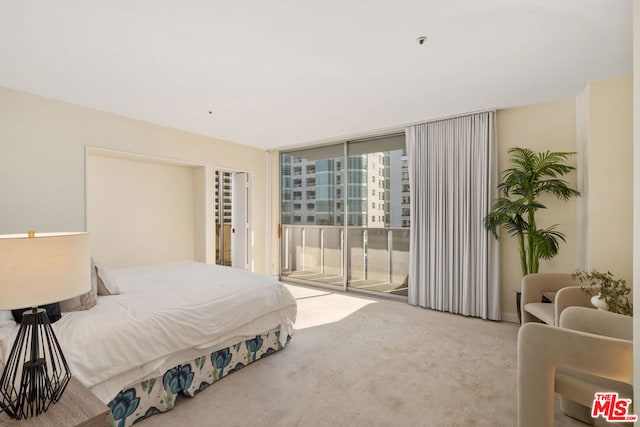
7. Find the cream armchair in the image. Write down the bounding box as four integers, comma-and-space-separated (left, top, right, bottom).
518, 307, 633, 427
521, 273, 595, 325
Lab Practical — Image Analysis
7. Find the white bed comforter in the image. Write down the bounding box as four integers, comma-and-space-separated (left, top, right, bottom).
0, 262, 297, 403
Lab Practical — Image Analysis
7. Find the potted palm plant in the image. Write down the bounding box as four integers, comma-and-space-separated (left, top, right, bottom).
484, 147, 580, 276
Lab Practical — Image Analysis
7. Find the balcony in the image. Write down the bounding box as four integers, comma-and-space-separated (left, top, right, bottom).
280, 225, 409, 297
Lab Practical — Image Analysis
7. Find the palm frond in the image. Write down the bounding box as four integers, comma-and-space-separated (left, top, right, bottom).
535, 179, 581, 199
530, 226, 566, 260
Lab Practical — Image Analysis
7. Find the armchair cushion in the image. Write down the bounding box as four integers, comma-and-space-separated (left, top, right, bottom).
556, 368, 633, 408
522, 302, 554, 325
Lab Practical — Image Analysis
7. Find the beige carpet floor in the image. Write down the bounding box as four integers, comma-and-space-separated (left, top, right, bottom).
139, 284, 593, 427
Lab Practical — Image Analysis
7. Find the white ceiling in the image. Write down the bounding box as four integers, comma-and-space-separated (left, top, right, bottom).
0, 0, 632, 150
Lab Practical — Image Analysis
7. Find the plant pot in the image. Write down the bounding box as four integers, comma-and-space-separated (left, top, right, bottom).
591, 294, 609, 311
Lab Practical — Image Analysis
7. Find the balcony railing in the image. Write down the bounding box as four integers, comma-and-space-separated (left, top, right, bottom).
280, 224, 409, 297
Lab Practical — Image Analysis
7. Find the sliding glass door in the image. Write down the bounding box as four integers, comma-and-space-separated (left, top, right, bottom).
346, 137, 409, 296
280, 135, 409, 298
280, 144, 345, 286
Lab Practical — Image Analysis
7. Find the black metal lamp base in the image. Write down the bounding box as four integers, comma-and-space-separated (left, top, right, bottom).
0, 308, 71, 419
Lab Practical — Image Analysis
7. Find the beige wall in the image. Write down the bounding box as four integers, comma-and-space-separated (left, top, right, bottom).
87, 152, 197, 268
496, 99, 579, 320
0, 86, 269, 273
587, 75, 634, 283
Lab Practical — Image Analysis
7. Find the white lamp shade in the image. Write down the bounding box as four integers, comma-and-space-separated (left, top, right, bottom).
0, 232, 91, 310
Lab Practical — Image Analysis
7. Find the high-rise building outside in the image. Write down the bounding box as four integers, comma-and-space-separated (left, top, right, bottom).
281, 149, 409, 228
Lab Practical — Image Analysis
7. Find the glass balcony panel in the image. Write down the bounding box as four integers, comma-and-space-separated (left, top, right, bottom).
280, 225, 344, 287
281, 225, 408, 296
346, 227, 408, 296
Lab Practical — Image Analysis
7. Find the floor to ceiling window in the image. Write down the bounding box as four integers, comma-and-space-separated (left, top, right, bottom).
280, 135, 409, 298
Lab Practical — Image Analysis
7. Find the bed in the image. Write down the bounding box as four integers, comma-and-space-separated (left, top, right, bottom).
0, 261, 297, 426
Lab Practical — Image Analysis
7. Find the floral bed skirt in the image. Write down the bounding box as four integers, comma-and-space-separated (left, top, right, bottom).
107, 327, 291, 427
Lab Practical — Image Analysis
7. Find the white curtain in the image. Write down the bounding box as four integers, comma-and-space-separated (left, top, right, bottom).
406, 111, 500, 320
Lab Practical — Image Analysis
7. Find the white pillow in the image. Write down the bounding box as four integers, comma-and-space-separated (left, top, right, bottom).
95, 263, 121, 295
0, 310, 15, 329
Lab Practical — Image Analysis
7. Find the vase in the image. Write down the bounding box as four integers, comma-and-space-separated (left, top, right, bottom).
591, 294, 609, 311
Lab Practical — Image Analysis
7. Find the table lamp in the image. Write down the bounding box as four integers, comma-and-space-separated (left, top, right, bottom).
0, 232, 90, 419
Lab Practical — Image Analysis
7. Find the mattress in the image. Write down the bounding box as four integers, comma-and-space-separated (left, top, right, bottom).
0, 261, 297, 403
